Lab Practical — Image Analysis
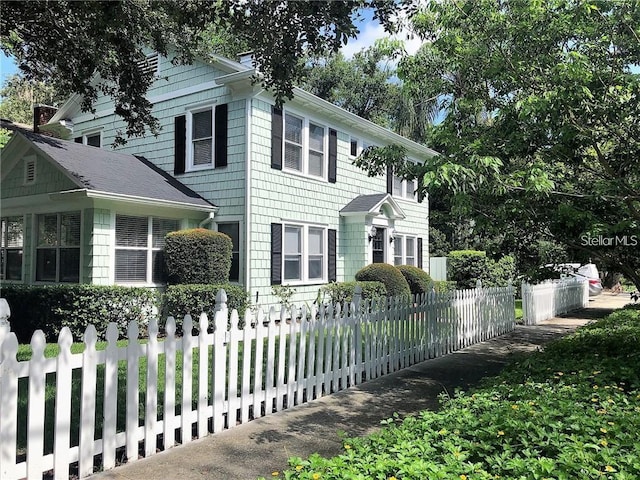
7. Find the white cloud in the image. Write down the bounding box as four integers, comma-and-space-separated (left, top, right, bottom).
342, 18, 423, 59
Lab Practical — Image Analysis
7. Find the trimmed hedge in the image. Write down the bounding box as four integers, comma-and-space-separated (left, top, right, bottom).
355, 264, 411, 298
396, 265, 433, 295
0, 284, 158, 343
433, 280, 457, 293
161, 284, 250, 324
320, 281, 387, 305
164, 228, 232, 284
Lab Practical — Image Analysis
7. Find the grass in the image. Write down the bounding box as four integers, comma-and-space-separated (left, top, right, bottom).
266, 304, 640, 480
515, 299, 523, 321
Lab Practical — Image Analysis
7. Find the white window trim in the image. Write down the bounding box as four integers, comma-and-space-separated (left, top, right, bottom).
281, 222, 327, 285
282, 109, 328, 181
34, 211, 82, 283
392, 173, 418, 201
394, 234, 418, 266
1, 215, 24, 282
113, 215, 180, 286
186, 106, 215, 172
78, 130, 103, 147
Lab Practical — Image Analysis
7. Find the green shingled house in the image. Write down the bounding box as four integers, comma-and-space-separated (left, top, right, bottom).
0, 53, 437, 306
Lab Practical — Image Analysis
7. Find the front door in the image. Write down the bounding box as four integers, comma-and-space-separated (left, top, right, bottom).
372, 227, 385, 263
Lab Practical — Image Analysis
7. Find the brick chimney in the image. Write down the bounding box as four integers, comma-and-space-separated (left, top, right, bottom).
33, 105, 58, 133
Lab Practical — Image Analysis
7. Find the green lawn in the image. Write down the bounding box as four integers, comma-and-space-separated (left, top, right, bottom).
266, 305, 640, 479
515, 299, 523, 321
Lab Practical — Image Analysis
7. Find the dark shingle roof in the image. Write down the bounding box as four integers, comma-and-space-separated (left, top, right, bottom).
340, 193, 389, 214
22, 131, 214, 208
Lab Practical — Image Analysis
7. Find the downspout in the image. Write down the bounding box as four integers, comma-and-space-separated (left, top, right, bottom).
199, 212, 215, 228
244, 97, 252, 295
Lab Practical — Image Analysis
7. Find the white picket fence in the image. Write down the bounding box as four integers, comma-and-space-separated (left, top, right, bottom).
0, 285, 515, 480
521, 277, 589, 325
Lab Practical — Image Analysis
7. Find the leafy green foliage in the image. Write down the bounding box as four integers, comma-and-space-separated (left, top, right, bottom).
447, 250, 515, 289
0, 74, 66, 124
0, 284, 158, 342
1, 1, 412, 145
164, 228, 231, 285
396, 265, 433, 295
320, 281, 387, 305
433, 280, 457, 294
161, 283, 249, 323
273, 305, 640, 479
355, 264, 411, 298
391, 0, 640, 289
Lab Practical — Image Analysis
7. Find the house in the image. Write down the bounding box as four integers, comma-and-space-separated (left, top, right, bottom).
0, 53, 437, 306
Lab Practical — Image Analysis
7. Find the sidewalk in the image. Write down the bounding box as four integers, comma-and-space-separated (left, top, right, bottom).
90, 293, 631, 480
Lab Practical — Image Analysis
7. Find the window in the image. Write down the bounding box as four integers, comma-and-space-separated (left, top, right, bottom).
394, 235, 417, 266
191, 109, 213, 168
1, 216, 23, 281
74, 133, 102, 147
218, 222, 240, 282
350, 137, 360, 157
36, 212, 81, 283
115, 215, 179, 284
282, 224, 325, 283
283, 112, 326, 178
392, 174, 417, 200
372, 227, 385, 264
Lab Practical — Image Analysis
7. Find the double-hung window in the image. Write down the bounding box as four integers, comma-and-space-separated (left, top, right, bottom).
283, 224, 325, 283
190, 108, 213, 168
394, 235, 417, 266
74, 133, 101, 147
392, 174, 417, 200
115, 215, 179, 284
283, 112, 326, 179
1, 216, 24, 281
36, 212, 81, 282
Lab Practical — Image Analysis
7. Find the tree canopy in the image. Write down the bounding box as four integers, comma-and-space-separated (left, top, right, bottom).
356, 0, 640, 287
0, 0, 408, 145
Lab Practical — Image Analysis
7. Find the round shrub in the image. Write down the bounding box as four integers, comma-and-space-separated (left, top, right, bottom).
164, 228, 232, 284
396, 265, 433, 295
355, 263, 411, 298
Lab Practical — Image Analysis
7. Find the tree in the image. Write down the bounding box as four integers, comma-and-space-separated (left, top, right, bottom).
0, 74, 66, 124
1, 0, 409, 145
356, 0, 640, 289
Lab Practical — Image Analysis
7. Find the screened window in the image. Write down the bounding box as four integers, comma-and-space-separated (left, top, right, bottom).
218, 222, 240, 282
282, 224, 326, 283
406, 237, 416, 266
36, 212, 81, 283
283, 112, 326, 178
1, 216, 23, 281
191, 109, 213, 167
86, 134, 101, 147
115, 215, 179, 284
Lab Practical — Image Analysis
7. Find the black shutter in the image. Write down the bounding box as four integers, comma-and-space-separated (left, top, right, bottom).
417, 237, 423, 269
174, 115, 186, 175
418, 188, 425, 203
328, 229, 337, 282
74, 137, 83, 144
328, 129, 337, 183
214, 103, 228, 168
271, 106, 283, 170
271, 223, 282, 285
386, 165, 393, 194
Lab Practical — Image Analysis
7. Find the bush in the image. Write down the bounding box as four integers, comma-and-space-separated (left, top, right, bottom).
0, 284, 158, 343
164, 228, 232, 284
447, 250, 514, 289
433, 280, 457, 293
320, 281, 387, 305
354, 264, 411, 298
161, 284, 250, 324
396, 265, 433, 295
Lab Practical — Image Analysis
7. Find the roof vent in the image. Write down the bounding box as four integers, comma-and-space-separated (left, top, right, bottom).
24, 158, 36, 184
237, 51, 254, 68
137, 52, 159, 75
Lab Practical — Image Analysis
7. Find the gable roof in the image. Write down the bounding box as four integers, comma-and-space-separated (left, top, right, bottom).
340, 193, 406, 220
8, 131, 215, 211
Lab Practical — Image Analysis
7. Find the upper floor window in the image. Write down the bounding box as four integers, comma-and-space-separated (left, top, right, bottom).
36, 212, 81, 283
74, 132, 101, 148
283, 112, 326, 179
392, 174, 417, 200
115, 215, 180, 284
191, 108, 213, 168
1, 216, 23, 281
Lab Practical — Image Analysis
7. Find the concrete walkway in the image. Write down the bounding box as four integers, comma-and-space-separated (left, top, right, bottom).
90, 293, 631, 480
